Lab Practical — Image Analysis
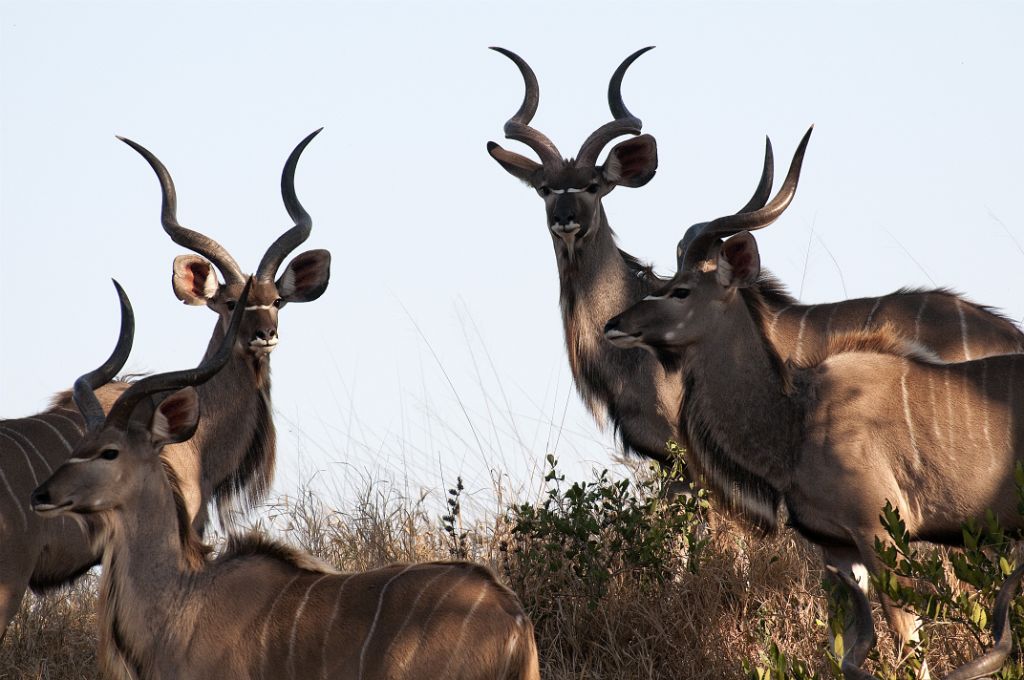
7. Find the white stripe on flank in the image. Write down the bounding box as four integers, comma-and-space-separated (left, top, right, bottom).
46, 412, 84, 436
981, 362, 993, 452
0, 426, 53, 474
1007, 362, 1016, 451
955, 298, 972, 360
287, 574, 332, 679
863, 297, 883, 329
767, 305, 790, 344
0, 430, 39, 485
926, 370, 941, 442
794, 306, 815, 363
321, 575, 353, 680
914, 295, 929, 343
358, 564, 418, 680
944, 368, 956, 451
260, 574, 303, 671
900, 365, 921, 466
0, 463, 28, 530
498, 629, 520, 680
438, 587, 489, 676
823, 304, 839, 338
29, 417, 74, 453
380, 566, 456, 672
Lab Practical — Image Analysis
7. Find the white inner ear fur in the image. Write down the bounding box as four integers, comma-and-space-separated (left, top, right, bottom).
201, 271, 219, 299
150, 408, 175, 443
602, 155, 623, 183
150, 391, 198, 444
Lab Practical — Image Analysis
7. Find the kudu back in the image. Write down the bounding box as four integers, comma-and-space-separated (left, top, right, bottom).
0, 131, 330, 639
31, 283, 539, 680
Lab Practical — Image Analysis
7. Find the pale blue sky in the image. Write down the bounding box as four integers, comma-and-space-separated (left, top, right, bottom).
2, 1, 1022, 510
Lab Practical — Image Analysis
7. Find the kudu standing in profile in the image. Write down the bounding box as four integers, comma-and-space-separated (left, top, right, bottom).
0, 131, 329, 640
487, 52, 1023, 482
31, 283, 539, 680
834, 564, 1024, 679
604, 134, 1024, 659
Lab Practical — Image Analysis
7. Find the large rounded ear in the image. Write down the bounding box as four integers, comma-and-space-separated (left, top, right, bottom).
172, 255, 220, 306
601, 134, 658, 188
149, 387, 200, 447
277, 249, 331, 303
487, 142, 543, 185
716, 231, 761, 289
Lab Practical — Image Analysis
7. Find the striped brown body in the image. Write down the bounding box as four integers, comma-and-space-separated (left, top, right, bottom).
30, 284, 537, 680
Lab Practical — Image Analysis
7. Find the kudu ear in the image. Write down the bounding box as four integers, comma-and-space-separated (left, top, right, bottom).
716, 231, 760, 289
277, 249, 331, 303
172, 255, 220, 306
487, 142, 542, 185
601, 134, 658, 188
149, 387, 200, 447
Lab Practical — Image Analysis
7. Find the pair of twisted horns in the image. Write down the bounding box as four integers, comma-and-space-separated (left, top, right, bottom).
73, 279, 251, 432
118, 129, 322, 284
492, 46, 653, 167
834, 563, 1024, 679
678, 126, 813, 271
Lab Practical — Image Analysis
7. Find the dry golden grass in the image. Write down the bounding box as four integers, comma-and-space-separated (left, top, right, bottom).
0, 482, 1012, 679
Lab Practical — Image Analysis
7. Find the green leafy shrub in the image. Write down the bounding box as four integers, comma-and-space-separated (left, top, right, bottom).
504, 451, 708, 613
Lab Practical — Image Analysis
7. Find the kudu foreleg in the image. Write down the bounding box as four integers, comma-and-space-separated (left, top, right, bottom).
824, 543, 930, 679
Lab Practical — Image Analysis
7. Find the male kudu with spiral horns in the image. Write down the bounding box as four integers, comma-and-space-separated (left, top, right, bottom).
0, 130, 329, 639
486, 53, 1022, 490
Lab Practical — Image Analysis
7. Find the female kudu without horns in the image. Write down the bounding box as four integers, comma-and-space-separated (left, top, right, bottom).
31, 282, 539, 680
604, 131, 1024, 662
487, 51, 1022, 483
0, 131, 330, 639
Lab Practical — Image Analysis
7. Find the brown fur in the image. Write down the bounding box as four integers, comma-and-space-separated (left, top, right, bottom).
792, 323, 943, 371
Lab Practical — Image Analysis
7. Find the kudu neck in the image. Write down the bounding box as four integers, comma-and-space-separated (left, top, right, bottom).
191, 319, 272, 464
100, 468, 196, 669
556, 204, 658, 324
682, 291, 803, 491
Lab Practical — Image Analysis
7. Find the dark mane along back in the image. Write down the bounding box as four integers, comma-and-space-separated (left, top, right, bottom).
754, 271, 798, 306
221, 532, 337, 574
895, 285, 1024, 350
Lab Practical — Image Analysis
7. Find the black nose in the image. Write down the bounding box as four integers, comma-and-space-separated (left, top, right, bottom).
31, 487, 51, 507
256, 328, 278, 341
553, 194, 576, 225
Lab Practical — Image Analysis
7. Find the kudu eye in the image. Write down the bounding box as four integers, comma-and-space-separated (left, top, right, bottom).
225, 300, 237, 311
273, 298, 283, 309
586, 183, 599, 194
670, 288, 691, 300
100, 449, 119, 461
539, 186, 551, 197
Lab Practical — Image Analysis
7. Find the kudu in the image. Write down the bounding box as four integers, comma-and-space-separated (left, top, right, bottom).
118, 129, 331, 530
0, 131, 329, 640
834, 564, 1024, 679
31, 283, 540, 680
603, 133, 1024, 656
487, 51, 1023, 480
